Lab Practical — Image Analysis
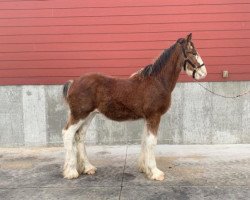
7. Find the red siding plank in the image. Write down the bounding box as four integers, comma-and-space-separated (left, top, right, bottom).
0, 50, 249, 61
1, 73, 249, 86
1, 39, 250, 53
1, 65, 249, 78
0, 0, 249, 10
0, 56, 249, 69
2, 4, 250, 19
1, 13, 250, 27
1, 21, 249, 36
0, 68, 135, 78
0, 59, 152, 69
1, 47, 250, 61
1, 30, 250, 44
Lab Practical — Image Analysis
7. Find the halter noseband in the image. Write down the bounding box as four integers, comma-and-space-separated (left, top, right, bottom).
182, 46, 205, 78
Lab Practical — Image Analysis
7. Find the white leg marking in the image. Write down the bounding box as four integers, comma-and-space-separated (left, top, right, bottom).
75, 111, 97, 175
138, 125, 147, 173
138, 123, 165, 181
62, 120, 83, 179
145, 134, 165, 181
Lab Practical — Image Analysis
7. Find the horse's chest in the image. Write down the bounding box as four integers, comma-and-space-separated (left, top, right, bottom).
145, 96, 171, 115
160, 101, 171, 114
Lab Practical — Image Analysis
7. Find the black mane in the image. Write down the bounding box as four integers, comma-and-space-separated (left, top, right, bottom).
140, 42, 177, 77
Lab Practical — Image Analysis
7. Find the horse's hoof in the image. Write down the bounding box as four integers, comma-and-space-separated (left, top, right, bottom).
150, 169, 165, 181
151, 173, 164, 181
84, 165, 97, 175
63, 169, 79, 179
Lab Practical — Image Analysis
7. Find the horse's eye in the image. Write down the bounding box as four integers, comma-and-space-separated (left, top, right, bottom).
187, 51, 196, 55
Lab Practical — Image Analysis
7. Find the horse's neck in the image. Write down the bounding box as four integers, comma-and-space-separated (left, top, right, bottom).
158, 45, 182, 92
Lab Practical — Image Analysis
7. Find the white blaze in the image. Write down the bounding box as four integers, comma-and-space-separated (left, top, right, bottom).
196, 53, 204, 66
195, 52, 207, 80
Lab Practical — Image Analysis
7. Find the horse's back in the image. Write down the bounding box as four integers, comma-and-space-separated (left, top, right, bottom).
66, 73, 171, 121
66, 74, 140, 120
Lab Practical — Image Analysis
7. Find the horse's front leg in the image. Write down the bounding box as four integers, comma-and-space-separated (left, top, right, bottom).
138, 116, 164, 181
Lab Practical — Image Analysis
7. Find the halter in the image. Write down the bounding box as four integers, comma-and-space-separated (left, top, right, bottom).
182, 46, 205, 78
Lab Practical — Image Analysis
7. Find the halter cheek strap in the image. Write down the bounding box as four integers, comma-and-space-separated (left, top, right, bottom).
193, 69, 196, 79
184, 59, 197, 78
194, 63, 205, 78
182, 46, 205, 79
184, 59, 197, 71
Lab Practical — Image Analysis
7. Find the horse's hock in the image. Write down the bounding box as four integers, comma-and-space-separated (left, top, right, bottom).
0, 81, 249, 147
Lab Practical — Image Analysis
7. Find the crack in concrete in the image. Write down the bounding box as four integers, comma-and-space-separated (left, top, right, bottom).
119, 145, 128, 200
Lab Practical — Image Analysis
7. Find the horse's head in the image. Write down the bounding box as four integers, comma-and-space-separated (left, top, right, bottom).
178, 33, 207, 80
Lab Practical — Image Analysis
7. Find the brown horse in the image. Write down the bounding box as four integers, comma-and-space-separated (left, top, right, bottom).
62, 33, 207, 181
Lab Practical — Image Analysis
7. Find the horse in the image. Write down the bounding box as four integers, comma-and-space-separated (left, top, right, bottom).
62, 33, 207, 181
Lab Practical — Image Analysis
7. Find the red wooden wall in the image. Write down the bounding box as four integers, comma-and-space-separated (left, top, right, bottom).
0, 0, 250, 85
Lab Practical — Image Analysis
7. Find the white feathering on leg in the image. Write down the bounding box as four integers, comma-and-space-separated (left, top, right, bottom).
75, 111, 97, 175
63, 120, 83, 179
140, 129, 164, 181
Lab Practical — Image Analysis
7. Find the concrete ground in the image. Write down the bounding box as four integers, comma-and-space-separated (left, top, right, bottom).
0, 145, 249, 200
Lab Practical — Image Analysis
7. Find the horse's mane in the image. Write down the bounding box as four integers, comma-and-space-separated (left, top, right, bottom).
140, 42, 178, 77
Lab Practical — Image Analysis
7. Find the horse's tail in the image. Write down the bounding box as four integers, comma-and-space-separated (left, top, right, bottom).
63, 80, 73, 100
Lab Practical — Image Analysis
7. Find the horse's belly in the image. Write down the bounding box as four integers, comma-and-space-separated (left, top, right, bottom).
104, 112, 142, 121
98, 102, 142, 121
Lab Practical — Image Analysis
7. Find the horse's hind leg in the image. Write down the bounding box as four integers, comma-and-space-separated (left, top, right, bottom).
75, 111, 97, 175
62, 115, 83, 179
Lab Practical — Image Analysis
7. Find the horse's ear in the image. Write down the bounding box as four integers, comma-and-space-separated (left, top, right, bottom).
177, 38, 185, 44
186, 33, 192, 42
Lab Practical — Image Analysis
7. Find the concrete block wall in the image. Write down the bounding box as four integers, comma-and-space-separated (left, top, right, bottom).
0, 82, 249, 147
